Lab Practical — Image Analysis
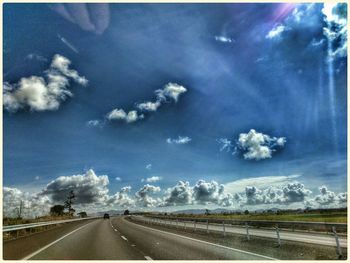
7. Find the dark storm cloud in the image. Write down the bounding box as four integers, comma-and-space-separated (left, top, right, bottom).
40, 169, 109, 204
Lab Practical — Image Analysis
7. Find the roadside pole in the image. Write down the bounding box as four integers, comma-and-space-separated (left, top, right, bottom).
276, 225, 281, 247
245, 222, 250, 241
332, 226, 343, 259
194, 220, 196, 232
223, 221, 226, 237
206, 220, 209, 234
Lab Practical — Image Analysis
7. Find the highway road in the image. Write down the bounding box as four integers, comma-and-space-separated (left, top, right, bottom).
134, 216, 347, 248
6, 217, 275, 260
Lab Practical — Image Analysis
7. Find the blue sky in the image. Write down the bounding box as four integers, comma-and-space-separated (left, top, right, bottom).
3, 3, 347, 216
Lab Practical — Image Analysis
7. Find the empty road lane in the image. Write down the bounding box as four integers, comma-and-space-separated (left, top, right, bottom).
26, 219, 145, 260
111, 216, 275, 260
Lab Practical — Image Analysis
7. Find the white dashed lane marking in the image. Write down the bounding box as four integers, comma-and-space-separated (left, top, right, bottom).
121, 235, 128, 241
145, 256, 153, 260
114, 229, 118, 232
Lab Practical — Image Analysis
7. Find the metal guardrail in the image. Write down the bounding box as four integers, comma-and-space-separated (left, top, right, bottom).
144, 215, 348, 233
3, 216, 101, 232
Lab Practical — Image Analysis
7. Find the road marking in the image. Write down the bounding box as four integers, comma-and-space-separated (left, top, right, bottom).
114, 229, 118, 232
131, 244, 136, 247
22, 221, 96, 260
127, 219, 277, 260
145, 256, 153, 260
121, 235, 128, 241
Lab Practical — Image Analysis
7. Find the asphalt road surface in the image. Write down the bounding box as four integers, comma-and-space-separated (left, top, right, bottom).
13, 217, 275, 260
133, 216, 347, 248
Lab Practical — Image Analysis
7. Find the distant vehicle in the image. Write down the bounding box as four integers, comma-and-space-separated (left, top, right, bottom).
103, 213, 110, 219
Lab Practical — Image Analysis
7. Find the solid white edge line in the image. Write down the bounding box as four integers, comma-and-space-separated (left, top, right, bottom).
121, 235, 128, 241
128, 219, 277, 260
144, 256, 153, 260
22, 220, 96, 260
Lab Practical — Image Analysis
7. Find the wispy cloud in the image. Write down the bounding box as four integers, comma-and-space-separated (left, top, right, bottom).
167, 136, 191, 144
141, 176, 162, 183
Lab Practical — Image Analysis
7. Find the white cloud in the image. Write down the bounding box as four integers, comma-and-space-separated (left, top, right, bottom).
146, 164, 152, 170
115, 177, 122, 181
50, 54, 88, 86
237, 129, 286, 160
35, 176, 40, 180
135, 184, 161, 207
106, 109, 144, 123
163, 181, 193, 206
3, 54, 87, 112
141, 176, 162, 183
192, 180, 225, 205
25, 53, 48, 62
108, 186, 135, 207
104, 82, 187, 125
136, 101, 161, 112
167, 136, 191, 144
214, 36, 234, 43
217, 138, 234, 153
40, 169, 110, 204
86, 119, 102, 127
156, 83, 187, 103
266, 24, 286, 39
322, 3, 347, 59
3, 187, 51, 218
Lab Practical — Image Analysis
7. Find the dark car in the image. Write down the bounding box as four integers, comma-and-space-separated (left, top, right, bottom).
103, 213, 110, 219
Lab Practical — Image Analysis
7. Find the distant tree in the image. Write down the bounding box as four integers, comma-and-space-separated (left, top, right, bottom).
15, 200, 24, 219
77, 212, 87, 218
124, 209, 130, 215
64, 190, 76, 216
50, 205, 65, 216
244, 209, 249, 215
205, 209, 210, 215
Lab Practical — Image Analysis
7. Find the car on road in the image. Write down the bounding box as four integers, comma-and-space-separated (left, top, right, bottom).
103, 213, 110, 219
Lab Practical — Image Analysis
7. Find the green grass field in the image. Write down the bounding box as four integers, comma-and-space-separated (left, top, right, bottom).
169, 212, 347, 223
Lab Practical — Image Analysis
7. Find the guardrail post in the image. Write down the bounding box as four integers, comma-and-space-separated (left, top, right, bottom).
223, 221, 226, 237
276, 225, 281, 247
245, 222, 250, 241
206, 220, 209, 234
332, 226, 342, 259
194, 220, 196, 232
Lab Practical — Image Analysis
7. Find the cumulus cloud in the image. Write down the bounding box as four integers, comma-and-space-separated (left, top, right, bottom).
3, 187, 51, 218
50, 54, 88, 85
167, 136, 192, 144
137, 101, 162, 112
106, 82, 187, 125
40, 169, 109, 204
237, 129, 286, 160
322, 3, 347, 59
163, 181, 193, 206
155, 83, 187, 103
219, 129, 286, 160
115, 177, 122, 181
141, 176, 162, 183
106, 109, 144, 123
3, 54, 87, 112
146, 164, 152, 170
310, 186, 347, 207
266, 24, 286, 39
135, 184, 161, 207
192, 180, 225, 205
108, 186, 135, 207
